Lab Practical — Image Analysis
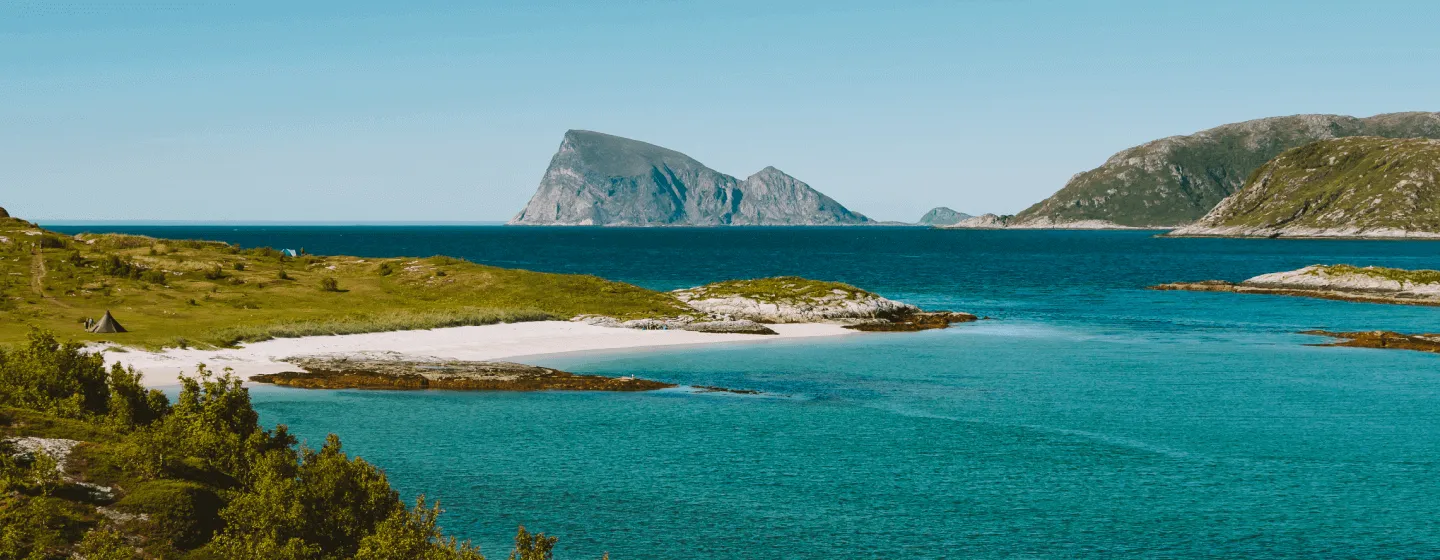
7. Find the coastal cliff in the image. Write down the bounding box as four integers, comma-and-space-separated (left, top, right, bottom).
1151, 264, 1440, 306
1168, 137, 1440, 238
509, 130, 870, 226
1012, 112, 1440, 228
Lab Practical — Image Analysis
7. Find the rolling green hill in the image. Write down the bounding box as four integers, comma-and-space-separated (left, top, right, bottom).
1169, 137, 1440, 238
1013, 112, 1440, 227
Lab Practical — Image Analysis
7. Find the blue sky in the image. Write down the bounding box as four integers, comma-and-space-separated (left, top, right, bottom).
4, 0, 1438, 222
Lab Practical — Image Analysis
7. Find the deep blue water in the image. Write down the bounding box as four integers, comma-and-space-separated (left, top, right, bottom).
45, 225, 1440, 558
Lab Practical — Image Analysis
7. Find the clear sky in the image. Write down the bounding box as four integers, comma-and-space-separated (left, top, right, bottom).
4, 0, 1438, 223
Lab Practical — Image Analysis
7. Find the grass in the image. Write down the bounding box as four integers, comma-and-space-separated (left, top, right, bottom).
1013, 113, 1440, 227
677, 276, 872, 302
1201, 137, 1440, 231
1312, 264, 1440, 285
0, 218, 693, 349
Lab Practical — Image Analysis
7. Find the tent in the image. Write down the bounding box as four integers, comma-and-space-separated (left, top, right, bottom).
89, 310, 127, 334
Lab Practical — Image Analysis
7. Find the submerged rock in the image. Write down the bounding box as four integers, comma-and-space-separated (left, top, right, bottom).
1302, 330, 1440, 354
252, 357, 675, 391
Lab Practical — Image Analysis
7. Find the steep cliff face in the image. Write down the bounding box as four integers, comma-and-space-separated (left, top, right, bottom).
509, 130, 869, 226
1169, 137, 1440, 238
916, 207, 972, 226
1013, 112, 1440, 228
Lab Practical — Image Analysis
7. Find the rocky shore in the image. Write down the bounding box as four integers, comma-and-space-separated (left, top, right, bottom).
251, 356, 675, 391
669, 276, 976, 331
1302, 330, 1440, 355
1150, 265, 1440, 306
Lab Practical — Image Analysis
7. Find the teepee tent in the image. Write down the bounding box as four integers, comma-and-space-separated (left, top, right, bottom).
89, 310, 127, 334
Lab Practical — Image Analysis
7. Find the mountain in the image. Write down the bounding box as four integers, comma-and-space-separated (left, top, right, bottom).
1012, 112, 1440, 228
509, 130, 870, 226
1168, 137, 1440, 238
916, 207, 972, 226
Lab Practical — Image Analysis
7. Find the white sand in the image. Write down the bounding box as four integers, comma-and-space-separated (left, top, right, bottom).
103, 321, 854, 388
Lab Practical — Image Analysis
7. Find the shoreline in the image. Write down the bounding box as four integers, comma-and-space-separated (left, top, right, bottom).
103, 321, 855, 388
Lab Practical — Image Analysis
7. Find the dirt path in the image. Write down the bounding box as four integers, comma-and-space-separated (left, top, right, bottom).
30, 249, 47, 297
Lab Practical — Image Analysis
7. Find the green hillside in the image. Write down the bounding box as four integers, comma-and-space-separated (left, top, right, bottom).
1172, 137, 1440, 236
0, 217, 690, 349
1013, 112, 1440, 227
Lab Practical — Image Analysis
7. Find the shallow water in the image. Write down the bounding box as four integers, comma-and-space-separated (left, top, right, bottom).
49, 225, 1440, 557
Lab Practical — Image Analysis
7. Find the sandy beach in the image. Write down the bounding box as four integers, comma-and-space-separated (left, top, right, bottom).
104, 321, 854, 388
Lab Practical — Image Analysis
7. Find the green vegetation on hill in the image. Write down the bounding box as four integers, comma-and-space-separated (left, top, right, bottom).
1015, 112, 1440, 227
1179, 137, 1440, 234
0, 217, 691, 349
1307, 264, 1440, 285
674, 276, 871, 303
0, 331, 581, 559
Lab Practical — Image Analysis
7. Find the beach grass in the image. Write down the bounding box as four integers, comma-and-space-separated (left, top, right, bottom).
0, 218, 693, 349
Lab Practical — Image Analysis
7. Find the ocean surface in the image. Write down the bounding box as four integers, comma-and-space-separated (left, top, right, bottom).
45, 225, 1440, 558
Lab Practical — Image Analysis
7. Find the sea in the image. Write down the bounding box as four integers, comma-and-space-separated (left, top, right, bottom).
43, 225, 1440, 558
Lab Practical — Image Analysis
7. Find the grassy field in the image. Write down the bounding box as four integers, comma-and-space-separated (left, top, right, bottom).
0, 217, 692, 349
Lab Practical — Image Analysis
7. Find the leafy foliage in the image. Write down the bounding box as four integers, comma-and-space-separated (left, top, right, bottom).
0, 333, 603, 559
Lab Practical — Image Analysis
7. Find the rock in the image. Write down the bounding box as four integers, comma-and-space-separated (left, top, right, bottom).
943, 213, 1010, 229
0, 206, 8, 218
1014, 112, 1440, 228
844, 311, 978, 332
1150, 265, 1440, 306
682, 320, 778, 335
1168, 137, 1440, 238
509, 130, 871, 226
1301, 330, 1440, 354
253, 357, 676, 391
6, 437, 80, 474
917, 207, 973, 226
673, 277, 918, 323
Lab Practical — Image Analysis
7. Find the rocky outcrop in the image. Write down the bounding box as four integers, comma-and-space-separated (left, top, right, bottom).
1151, 264, 1440, 306
574, 315, 778, 335
1302, 330, 1440, 355
917, 207, 973, 226
943, 213, 1010, 229
670, 276, 976, 331
673, 277, 918, 323
1014, 112, 1440, 228
252, 357, 675, 391
509, 130, 870, 226
1168, 137, 1440, 238
0, 207, 9, 218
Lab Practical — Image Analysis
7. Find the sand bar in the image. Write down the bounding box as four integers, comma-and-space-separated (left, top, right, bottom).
103, 321, 854, 388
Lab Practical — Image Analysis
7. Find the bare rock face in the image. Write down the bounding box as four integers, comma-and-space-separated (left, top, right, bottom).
509, 130, 870, 226
943, 213, 1009, 229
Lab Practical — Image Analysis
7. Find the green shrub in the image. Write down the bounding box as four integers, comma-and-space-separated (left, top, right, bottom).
202, 265, 226, 281
319, 277, 340, 292
115, 480, 225, 549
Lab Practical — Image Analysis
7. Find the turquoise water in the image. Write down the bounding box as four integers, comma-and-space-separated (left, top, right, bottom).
46, 226, 1440, 557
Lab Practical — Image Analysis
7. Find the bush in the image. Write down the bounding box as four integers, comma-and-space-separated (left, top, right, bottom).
319, 277, 340, 292
0, 330, 111, 418
377, 262, 395, 276
233, 262, 246, 271
115, 480, 225, 548
202, 265, 226, 281
140, 270, 168, 285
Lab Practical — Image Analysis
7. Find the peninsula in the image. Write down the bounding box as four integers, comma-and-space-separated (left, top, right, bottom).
508, 130, 871, 226
0, 214, 974, 388
1168, 137, 1440, 238
1151, 264, 1440, 306
1008, 112, 1440, 229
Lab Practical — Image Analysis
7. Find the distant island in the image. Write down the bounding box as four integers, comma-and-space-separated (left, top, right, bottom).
997, 112, 1440, 229
509, 130, 871, 226
1168, 137, 1440, 238
1151, 264, 1440, 307
916, 207, 973, 226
